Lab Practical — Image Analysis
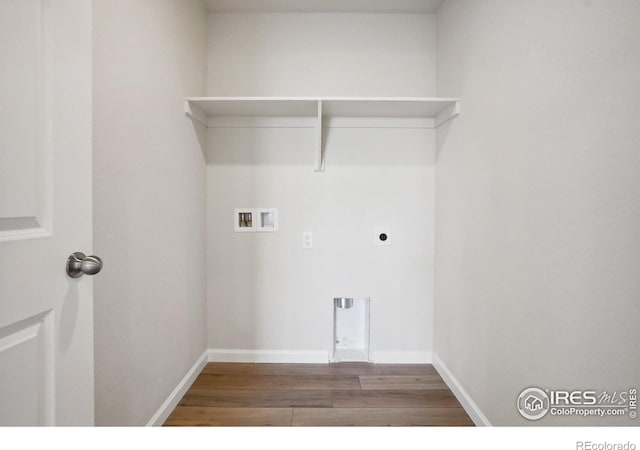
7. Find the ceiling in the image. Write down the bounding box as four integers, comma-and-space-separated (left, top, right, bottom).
204, 0, 445, 14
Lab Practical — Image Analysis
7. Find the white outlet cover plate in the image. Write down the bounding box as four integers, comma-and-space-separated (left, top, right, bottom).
374, 228, 391, 246
303, 231, 313, 248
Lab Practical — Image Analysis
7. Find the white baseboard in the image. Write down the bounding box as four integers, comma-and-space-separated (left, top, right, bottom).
146, 349, 208, 427
208, 348, 329, 363
432, 352, 492, 426
206, 349, 433, 364
371, 351, 432, 364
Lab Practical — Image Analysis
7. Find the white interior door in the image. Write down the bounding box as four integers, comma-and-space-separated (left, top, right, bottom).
0, 0, 94, 425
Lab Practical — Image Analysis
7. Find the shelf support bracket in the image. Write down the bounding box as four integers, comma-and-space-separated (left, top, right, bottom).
434, 101, 461, 128
314, 100, 324, 172
184, 100, 208, 128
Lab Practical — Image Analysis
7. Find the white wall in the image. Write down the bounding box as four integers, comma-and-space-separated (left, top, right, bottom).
207, 13, 436, 96
206, 125, 435, 361
435, 0, 640, 425
205, 12, 438, 361
93, 0, 208, 425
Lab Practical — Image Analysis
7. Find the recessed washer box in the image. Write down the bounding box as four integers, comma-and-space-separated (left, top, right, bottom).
234, 208, 256, 232
234, 208, 279, 232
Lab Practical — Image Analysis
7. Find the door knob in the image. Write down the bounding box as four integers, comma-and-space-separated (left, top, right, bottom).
66, 252, 103, 278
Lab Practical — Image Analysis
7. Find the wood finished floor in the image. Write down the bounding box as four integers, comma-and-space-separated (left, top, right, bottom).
164, 363, 473, 427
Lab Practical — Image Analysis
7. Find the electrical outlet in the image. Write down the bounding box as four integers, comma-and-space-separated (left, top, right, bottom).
374, 228, 391, 246
303, 231, 313, 249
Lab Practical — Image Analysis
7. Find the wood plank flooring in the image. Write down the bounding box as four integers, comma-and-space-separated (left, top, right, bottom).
164, 363, 473, 427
